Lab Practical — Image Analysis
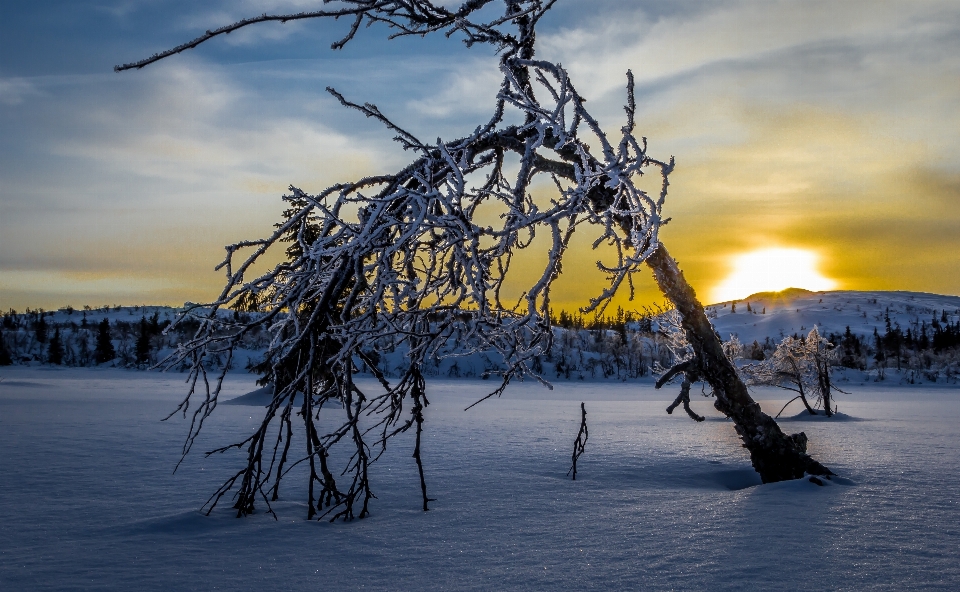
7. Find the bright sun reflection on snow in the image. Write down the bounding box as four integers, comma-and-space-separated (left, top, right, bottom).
711, 247, 837, 303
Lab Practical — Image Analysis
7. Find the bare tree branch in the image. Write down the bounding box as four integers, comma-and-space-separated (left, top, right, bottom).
567, 402, 588, 480
117, 0, 832, 518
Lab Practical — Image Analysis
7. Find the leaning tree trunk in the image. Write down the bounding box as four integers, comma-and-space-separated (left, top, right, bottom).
646, 244, 832, 482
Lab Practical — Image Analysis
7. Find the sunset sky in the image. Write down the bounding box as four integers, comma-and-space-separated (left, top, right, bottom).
2, 0, 959, 313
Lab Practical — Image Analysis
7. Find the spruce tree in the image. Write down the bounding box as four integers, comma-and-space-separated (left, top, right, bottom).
94, 318, 116, 364
35, 311, 48, 344
873, 327, 886, 379
77, 333, 91, 366
135, 316, 152, 365
0, 328, 12, 365
47, 327, 64, 365
840, 326, 861, 369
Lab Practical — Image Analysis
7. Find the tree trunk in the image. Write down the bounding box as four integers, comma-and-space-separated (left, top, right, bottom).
646, 244, 832, 482
794, 378, 817, 415
814, 350, 834, 417
799, 392, 817, 414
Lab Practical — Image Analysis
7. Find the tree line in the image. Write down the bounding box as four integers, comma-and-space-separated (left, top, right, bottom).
3, 305, 959, 385
735, 308, 960, 384
0, 307, 265, 368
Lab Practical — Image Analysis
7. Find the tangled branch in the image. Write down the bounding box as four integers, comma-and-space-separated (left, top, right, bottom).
133, 1, 674, 519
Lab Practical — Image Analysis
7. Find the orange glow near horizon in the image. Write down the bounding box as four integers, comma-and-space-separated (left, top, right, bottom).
710, 248, 838, 303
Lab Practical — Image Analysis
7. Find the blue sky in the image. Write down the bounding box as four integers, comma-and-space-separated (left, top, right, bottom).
2, 1, 959, 311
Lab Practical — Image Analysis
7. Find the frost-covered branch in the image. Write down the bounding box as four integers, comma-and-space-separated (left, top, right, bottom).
132, 1, 674, 519
122, 0, 835, 514
112, 0, 569, 72
741, 327, 839, 417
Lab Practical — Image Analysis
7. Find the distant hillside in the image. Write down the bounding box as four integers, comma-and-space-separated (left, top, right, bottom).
706, 289, 960, 345
3, 292, 959, 384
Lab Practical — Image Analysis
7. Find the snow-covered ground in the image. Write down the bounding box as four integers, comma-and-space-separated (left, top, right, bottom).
2, 366, 959, 590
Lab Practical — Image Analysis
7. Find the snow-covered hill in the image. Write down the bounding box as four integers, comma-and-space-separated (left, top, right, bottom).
707, 289, 960, 344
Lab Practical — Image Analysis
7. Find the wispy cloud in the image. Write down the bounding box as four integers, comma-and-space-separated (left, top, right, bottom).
0, 77, 41, 105
540, 0, 960, 97
0, 60, 391, 309
406, 59, 502, 118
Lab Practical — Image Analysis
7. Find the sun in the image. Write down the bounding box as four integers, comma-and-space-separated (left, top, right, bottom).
711, 247, 838, 303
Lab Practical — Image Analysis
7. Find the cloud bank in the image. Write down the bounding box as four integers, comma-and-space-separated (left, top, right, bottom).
2, 1, 958, 310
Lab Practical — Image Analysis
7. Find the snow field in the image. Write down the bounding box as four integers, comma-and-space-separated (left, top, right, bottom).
1, 367, 959, 590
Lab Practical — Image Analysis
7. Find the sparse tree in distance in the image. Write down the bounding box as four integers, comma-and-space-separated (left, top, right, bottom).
34, 311, 47, 344
94, 318, 115, 364
77, 331, 91, 366
136, 316, 152, 366
747, 340, 766, 361
0, 328, 12, 366
47, 327, 64, 365
119, 0, 830, 519
873, 327, 886, 380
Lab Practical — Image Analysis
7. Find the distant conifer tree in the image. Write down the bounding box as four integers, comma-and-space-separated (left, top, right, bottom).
94, 318, 116, 364
77, 332, 91, 366
47, 327, 64, 365
136, 316, 152, 365
35, 311, 48, 344
0, 328, 12, 365
840, 326, 862, 369
873, 327, 886, 379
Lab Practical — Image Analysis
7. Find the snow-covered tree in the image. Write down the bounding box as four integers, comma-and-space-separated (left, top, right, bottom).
119, 0, 831, 519
742, 327, 838, 417
807, 327, 838, 417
